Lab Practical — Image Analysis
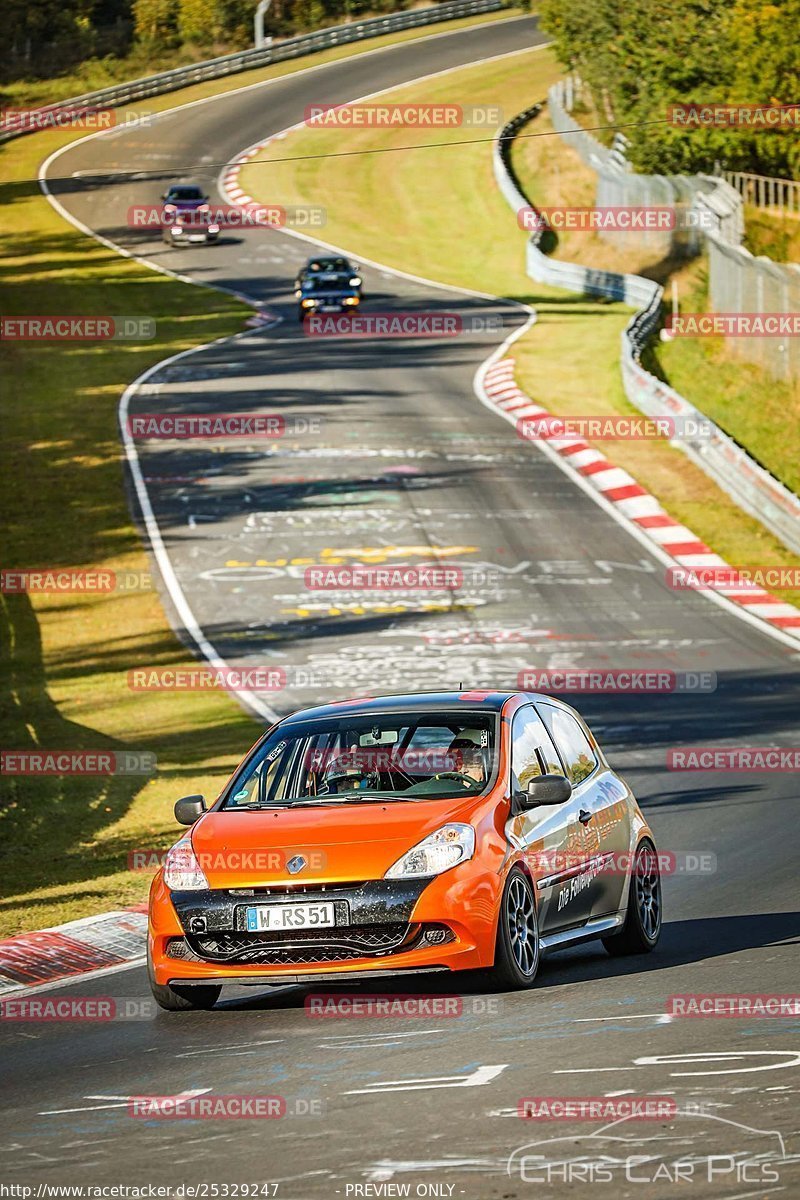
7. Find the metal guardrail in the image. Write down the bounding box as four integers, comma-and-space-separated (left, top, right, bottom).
493, 103, 800, 557
0, 0, 506, 145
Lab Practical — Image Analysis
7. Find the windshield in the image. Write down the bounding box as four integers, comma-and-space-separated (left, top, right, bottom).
307, 257, 351, 273
166, 186, 204, 201
222, 710, 497, 808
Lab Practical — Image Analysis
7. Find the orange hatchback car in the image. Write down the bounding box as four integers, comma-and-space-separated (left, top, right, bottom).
148, 691, 661, 1009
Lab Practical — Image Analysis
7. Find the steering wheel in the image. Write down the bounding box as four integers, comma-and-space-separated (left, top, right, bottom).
434, 770, 481, 789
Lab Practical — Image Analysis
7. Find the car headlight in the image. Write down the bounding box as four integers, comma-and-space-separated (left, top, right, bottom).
164, 204, 176, 214
198, 204, 209, 213
385, 823, 475, 879
301, 298, 316, 307
163, 838, 209, 890
349, 276, 362, 286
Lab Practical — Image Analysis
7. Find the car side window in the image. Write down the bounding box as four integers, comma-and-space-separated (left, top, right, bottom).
538, 704, 598, 785
510, 706, 564, 793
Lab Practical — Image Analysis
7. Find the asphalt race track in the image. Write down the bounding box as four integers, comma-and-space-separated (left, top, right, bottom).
3, 15, 799, 1196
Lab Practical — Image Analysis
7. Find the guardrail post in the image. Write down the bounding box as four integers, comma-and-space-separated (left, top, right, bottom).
254, 0, 273, 49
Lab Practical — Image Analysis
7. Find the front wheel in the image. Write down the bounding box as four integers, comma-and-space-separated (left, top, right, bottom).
487, 866, 540, 989
602, 838, 662, 956
147, 948, 221, 1011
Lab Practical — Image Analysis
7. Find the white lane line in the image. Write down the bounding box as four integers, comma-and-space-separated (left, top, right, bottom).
175, 1039, 282, 1057
344, 1063, 507, 1094
116, 332, 282, 722
38, 37, 542, 724
572, 1012, 670, 1023
41, 1088, 211, 1115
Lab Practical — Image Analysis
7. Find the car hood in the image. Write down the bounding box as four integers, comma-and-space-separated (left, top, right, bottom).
190, 794, 480, 887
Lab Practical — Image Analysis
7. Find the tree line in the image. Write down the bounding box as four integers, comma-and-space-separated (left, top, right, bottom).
2, 0, 424, 82
537, 0, 799, 180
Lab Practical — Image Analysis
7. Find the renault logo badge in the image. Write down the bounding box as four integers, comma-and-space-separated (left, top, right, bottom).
287, 855, 307, 875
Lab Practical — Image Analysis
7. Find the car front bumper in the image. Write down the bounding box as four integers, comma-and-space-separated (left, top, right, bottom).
148, 865, 498, 985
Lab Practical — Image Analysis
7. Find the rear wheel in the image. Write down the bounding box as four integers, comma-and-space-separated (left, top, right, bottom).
487, 867, 540, 989
602, 839, 661, 956
147, 949, 221, 1011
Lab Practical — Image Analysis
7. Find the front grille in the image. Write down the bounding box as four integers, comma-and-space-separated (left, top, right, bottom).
187, 922, 419, 965
227, 882, 368, 898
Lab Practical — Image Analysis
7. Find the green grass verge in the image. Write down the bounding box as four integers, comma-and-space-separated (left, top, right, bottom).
0, 14, 528, 937
238, 45, 800, 608
0, 127, 261, 938
511, 105, 800, 500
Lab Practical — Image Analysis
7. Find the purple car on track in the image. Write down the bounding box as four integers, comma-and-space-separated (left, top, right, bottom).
161, 184, 219, 246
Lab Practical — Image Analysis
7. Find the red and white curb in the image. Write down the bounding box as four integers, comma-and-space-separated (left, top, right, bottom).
0, 908, 147, 996
483, 358, 800, 643
222, 130, 291, 215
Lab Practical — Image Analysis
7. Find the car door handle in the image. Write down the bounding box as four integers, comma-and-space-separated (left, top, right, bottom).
578, 808, 592, 825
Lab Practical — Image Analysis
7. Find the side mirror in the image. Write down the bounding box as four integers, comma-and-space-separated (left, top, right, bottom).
174, 794, 206, 825
521, 774, 572, 809
161, 192, 168, 201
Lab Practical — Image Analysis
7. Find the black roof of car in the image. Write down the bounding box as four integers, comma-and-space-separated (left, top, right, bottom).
304, 256, 352, 269
278, 691, 517, 727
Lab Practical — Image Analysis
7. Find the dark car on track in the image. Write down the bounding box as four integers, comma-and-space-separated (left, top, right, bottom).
294, 255, 363, 321
148, 690, 662, 1010
161, 184, 219, 247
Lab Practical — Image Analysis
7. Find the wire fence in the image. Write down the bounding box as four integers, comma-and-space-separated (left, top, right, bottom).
493, 102, 800, 556
549, 78, 798, 384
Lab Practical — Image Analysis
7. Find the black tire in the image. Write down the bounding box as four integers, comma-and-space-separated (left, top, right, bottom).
602, 838, 662, 957
298, 306, 307, 323
487, 866, 540, 989
147, 949, 221, 1011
